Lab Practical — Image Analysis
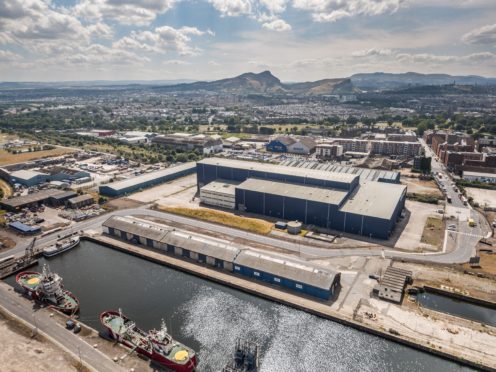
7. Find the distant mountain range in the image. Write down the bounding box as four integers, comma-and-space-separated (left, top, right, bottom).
1, 71, 495, 93
153, 71, 354, 95
350, 72, 496, 90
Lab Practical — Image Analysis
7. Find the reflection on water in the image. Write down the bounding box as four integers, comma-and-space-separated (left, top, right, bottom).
5, 240, 474, 371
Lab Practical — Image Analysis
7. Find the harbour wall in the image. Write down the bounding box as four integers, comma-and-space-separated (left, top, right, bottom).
84, 235, 495, 372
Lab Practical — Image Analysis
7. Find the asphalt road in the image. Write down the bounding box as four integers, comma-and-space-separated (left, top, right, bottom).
0, 282, 123, 372
2, 144, 491, 265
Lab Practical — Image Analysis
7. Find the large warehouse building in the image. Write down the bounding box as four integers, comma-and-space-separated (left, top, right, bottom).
197, 158, 406, 239
103, 215, 340, 299
99, 162, 196, 197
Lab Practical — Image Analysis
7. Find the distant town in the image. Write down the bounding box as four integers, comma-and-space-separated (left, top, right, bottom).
0, 73, 495, 371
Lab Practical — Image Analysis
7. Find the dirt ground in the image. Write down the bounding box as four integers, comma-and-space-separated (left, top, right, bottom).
401, 176, 443, 197
394, 200, 441, 251
104, 197, 147, 210
0, 235, 16, 250
465, 188, 496, 209
0, 147, 75, 166
0, 309, 82, 372
420, 217, 445, 248
394, 261, 496, 302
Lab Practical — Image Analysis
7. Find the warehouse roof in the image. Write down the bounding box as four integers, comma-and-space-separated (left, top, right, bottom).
1, 189, 65, 209
104, 162, 196, 192
104, 216, 242, 262
234, 250, 339, 290
163, 230, 241, 262
200, 179, 240, 196
237, 178, 349, 206
10, 169, 48, 180
198, 158, 358, 186
103, 216, 170, 242
49, 190, 78, 200
339, 181, 406, 220
9, 221, 41, 234
68, 194, 94, 204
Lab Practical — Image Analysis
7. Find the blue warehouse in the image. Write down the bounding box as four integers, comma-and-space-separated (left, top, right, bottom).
197, 158, 407, 239
103, 215, 340, 300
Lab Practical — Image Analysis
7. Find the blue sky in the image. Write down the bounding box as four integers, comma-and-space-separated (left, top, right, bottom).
0, 0, 495, 81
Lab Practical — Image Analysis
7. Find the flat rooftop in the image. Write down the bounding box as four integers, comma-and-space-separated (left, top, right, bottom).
339, 181, 406, 220
235, 249, 339, 290
1, 189, 65, 208
104, 162, 195, 191
198, 158, 359, 186
200, 179, 240, 195
278, 159, 400, 183
10, 169, 48, 180
237, 178, 349, 206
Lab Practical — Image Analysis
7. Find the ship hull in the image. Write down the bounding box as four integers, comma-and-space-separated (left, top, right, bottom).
16, 271, 79, 314
43, 237, 80, 258
100, 311, 197, 372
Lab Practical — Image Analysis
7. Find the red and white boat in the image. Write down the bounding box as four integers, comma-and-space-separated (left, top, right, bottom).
100, 309, 197, 372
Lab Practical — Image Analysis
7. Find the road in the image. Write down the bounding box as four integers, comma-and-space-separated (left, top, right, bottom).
0, 282, 123, 372
2, 143, 490, 265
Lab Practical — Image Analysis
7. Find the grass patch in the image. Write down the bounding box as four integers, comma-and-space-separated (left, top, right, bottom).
158, 206, 273, 235
0, 147, 74, 166
420, 217, 445, 247
407, 192, 441, 204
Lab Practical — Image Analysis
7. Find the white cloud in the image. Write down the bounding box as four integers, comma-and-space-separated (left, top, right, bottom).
462, 23, 496, 45
209, 0, 252, 17
259, 0, 289, 13
292, 0, 402, 22
262, 19, 291, 32
0, 50, 21, 62
352, 48, 392, 57
75, 0, 177, 26
0, 0, 91, 43
114, 25, 210, 55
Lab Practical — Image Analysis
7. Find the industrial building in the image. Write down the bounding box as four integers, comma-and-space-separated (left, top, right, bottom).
67, 194, 94, 209
0, 189, 67, 211
9, 221, 41, 235
278, 159, 400, 184
197, 158, 359, 192
197, 158, 406, 239
199, 180, 239, 209
463, 171, 496, 183
151, 134, 223, 155
99, 162, 196, 197
3, 166, 90, 187
102, 215, 341, 299
266, 136, 317, 155
376, 266, 413, 304
47, 191, 78, 207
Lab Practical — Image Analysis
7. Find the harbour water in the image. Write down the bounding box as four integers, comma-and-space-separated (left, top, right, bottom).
5, 240, 474, 371
417, 291, 496, 327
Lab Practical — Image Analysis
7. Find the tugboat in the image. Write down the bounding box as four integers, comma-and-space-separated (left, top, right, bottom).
43, 235, 80, 258
100, 310, 197, 372
16, 265, 79, 314
222, 339, 259, 372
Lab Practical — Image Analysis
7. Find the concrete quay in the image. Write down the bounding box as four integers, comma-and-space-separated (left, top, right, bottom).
88, 234, 496, 372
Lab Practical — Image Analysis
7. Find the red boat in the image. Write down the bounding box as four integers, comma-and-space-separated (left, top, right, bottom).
100, 310, 197, 372
16, 265, 79, 315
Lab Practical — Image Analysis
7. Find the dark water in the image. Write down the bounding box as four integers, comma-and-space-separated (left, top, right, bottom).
418, 291, 496, 327
5, 241, 474, 372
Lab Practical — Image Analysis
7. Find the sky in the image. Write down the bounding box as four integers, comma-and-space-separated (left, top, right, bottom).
0, 0, 495, 82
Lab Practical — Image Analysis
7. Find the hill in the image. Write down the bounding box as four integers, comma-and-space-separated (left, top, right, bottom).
351, 72, 496, 91
154, 71, 353, 95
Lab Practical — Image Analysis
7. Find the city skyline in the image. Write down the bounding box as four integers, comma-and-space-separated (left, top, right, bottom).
0, 0, 496, 81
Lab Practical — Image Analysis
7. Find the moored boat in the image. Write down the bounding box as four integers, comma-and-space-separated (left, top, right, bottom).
100, 310, 197, 372
16, 265, 79, 314
43, 235, 80, 258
